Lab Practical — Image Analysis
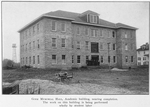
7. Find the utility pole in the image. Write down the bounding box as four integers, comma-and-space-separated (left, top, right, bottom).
107, 43, 110, 72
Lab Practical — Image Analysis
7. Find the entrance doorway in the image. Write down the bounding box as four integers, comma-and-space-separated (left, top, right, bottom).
87, 55, 100, 66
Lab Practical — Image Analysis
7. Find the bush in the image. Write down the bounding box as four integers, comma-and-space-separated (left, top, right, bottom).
2, 59, 20, 69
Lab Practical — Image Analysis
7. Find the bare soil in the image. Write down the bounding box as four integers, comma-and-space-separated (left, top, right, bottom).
2, 67, 149, 95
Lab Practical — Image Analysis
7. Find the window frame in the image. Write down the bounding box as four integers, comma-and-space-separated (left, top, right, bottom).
85, 41, 89, 50
77, 41, 81, 50
52, 55, 57, 64
52, 38, 57, 48
37, 55, 40, 64
131, 56, 134, 62
125, 56, 128, 63
113, 56, 116, 63
113, 43, 116, 50
33, 56, 35, 64
125, 44, 128, 50
61, 22, 66, 32
37, 39, 40, 49
52, 21, 57, 31
77, 27, 80, 35
61, 38, 66, 48
62, 55, 66, 64
101, 56, 103, 63
77, 55, 81, 64
125, 32, 128, 38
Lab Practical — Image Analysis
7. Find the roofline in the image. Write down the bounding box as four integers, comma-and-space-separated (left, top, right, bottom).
18, 15, 43, 32
18, 14, 138, 32
18, 15, 75, 32
72, 21, 116, 29
43, 15, 75, 21
116, 26, 138, 30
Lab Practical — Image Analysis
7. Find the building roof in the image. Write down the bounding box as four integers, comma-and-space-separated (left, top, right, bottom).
116, 23, 138, 30
137, 43, 149, 51
18, 10, 137, 32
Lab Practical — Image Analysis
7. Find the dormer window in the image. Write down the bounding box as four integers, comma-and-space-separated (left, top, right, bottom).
90, 15, 97, 23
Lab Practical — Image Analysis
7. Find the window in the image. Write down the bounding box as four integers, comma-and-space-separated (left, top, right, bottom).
52, 55, 57, 64
61, 38, 66, 47
112, 31, 115, 38
131, 43, 133, 50
99, 29, 102, 36
33, 26, 35, 34
23, 58, 24, 65
108, 56, 110, 63
113, 56, 116, 63
52, 21, 56, 31
26, 57, 28, 65
125, 32, 127, 38
29, 42, 31, 50
144, 51, 145, 54
77, 55, 80, 63
33, 56, 35, 64
62, 55, 66, 64
37, 23, 39, 33
125, 44, 128, 50
86, 56, 89, 61
125, 56, 128, 62
131, 56, 134, 62
77, 27, 80, 35
100, 42, 103, 50
72, 55, 74, 63
90, 15, 97, 23
77, 41, 80, 49
130, 31, 133, 38
29, 56, 31, 64
61, 23, 66, 32
33, 41, 35, 49
22, 45, 23, 52
138, 57, 141, 60
85, 41, 89, 50
101, 56, 103, 63
52, 38, 56, 48
91, 29, 97, 37
29, 28, 31, 36
94, 15, 97, 23
113, 44, 116, 50
37, 39, 40, 49
143, 57, 146, 60
26, 44, 27, 51
85, 28, 88, 35
91, 42, 99, 53
25, 30, 27, 39
107, 43, 111, 50
37, 55, 40, 64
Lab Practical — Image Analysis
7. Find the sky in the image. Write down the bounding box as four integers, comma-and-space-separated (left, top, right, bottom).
2, 2, 149, 62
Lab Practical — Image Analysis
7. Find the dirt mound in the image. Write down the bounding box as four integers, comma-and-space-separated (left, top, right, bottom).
18, 79, 147, 95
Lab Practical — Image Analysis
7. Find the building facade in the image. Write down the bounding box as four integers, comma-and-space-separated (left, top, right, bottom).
19, 10, 137, 69
137, 43, 149, 66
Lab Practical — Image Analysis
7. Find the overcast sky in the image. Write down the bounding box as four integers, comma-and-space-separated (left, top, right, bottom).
2, 2, 149, 62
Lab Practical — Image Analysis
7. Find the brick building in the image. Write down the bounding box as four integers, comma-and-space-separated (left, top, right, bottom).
18, 10, 137, 69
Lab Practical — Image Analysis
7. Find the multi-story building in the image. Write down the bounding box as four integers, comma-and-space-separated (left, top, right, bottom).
137, 43, 149, 66
18, 10, 137, 69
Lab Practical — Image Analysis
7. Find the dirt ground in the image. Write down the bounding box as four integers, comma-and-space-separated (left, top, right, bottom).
2, 67, 149, 95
